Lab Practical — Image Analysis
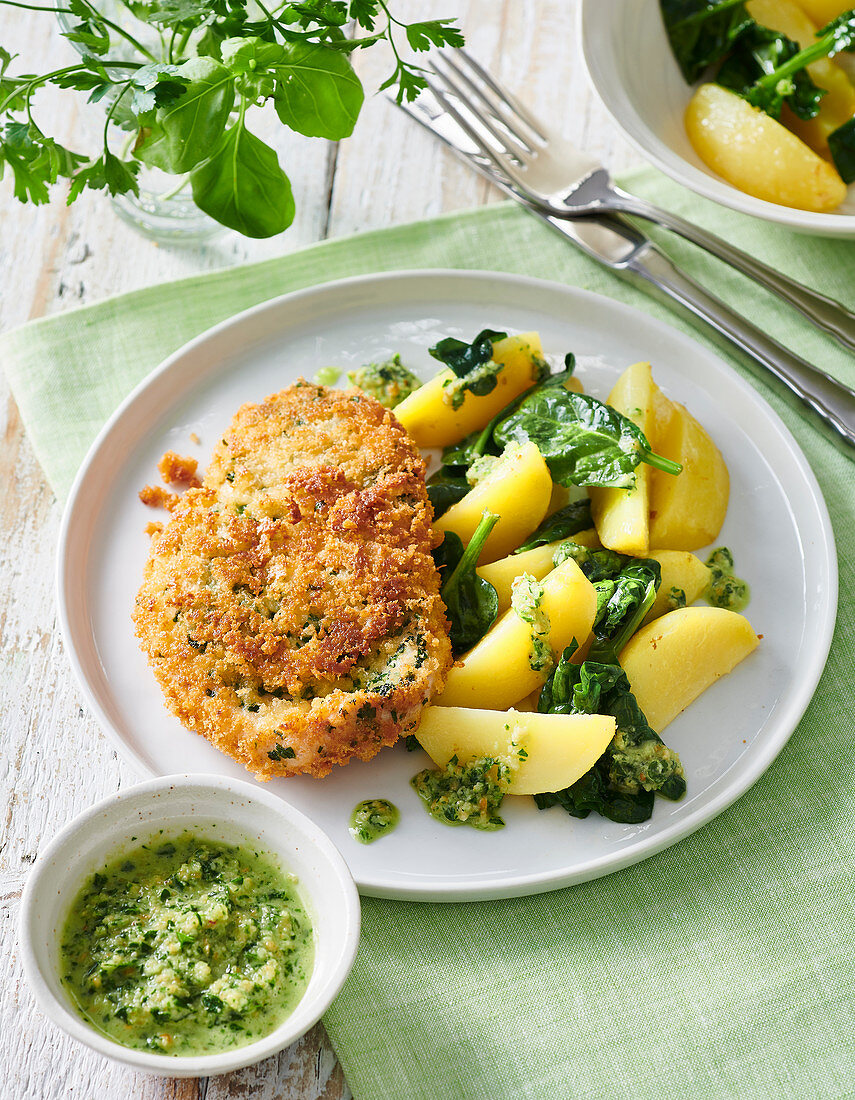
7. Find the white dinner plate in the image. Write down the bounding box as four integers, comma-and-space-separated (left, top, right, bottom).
57, 270, 837, 901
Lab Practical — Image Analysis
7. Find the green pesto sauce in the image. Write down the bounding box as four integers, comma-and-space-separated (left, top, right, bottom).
60, 833, 314, 1057
411, 755, 510, 830
511, 573, 552, 674
705, 547, 750, 612
349, 799, 400, 844
347, 354, 420, 408
313, 366, 341, 386
441, 359, 504, 410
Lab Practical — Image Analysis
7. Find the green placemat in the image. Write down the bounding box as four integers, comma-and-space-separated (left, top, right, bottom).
4, 169, 854, 1100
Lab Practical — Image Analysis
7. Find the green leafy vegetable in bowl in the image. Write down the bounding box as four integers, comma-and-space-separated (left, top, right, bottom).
0, 1, 463, 236
660, 1, 855, 185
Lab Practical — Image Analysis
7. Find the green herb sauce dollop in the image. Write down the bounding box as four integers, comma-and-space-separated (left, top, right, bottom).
60, 832, 314, 1056
349, 799, 400, 844
705, 547, 750, 612
411, 755, 510, 830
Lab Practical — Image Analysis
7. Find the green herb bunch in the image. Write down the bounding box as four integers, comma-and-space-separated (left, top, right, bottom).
0, 0, 463, 236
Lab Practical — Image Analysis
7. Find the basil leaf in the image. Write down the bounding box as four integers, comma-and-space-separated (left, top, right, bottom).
190, 121, 294, 237
273, 43, 364, 139
135, 58, 235, 173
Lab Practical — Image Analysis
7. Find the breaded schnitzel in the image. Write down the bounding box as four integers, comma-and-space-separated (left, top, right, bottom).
133, 381, 452, 780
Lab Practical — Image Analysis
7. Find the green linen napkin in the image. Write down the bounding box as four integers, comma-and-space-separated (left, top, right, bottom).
4, 168, 855, 1099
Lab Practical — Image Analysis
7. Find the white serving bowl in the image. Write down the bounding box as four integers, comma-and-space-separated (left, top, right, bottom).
18, 774, 360, 1077
580, 0, 855, 236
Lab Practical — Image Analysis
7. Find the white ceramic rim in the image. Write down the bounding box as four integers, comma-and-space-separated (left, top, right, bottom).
18, 773, 361, 1075
54, 268, 838, 901
578, 0, 855, 236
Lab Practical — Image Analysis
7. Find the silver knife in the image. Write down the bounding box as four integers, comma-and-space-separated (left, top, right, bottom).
393, 92, 855, 453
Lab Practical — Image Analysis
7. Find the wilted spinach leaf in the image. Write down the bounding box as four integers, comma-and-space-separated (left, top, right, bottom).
441, 362, 576, 469
426, 472, 470, 519
829, 116, 855, 182
494, 388, 680, 488
537, 653, 686, 824
659, 0, 753, 83
514, 499, 593, 553
428, 328, 508, 407
553, 542, 661, 664
718, 23, 824, 119
434, 511, 499, 655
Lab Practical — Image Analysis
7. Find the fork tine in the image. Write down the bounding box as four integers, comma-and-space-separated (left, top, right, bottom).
432, 53, 538, 155
428, 58, 533, 163
423, 78, 523, 189
452, 48, 549, 144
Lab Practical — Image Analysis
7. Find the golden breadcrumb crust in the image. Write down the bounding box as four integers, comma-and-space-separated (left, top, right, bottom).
133, 382, 452, 780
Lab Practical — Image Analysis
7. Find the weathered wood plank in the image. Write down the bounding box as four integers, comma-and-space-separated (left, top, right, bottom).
0, 2, 645, 1096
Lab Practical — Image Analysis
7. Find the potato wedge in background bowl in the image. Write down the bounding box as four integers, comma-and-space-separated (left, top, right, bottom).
580, 0, 855, 235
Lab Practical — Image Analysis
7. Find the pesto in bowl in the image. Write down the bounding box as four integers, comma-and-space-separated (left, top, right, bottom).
60, 832, 314, 1056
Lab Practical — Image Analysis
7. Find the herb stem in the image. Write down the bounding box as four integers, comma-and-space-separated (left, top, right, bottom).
443, 510, 499, 595
642, 451, 683, 477
749, 17, 855, 97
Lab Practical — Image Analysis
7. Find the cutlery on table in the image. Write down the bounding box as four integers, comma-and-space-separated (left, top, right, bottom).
424, 49, 855, 356
391, 73, 855, 453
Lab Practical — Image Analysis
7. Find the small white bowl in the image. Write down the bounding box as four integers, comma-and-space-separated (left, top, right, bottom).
580, 0, 855, 236
19, 774, 360, 1077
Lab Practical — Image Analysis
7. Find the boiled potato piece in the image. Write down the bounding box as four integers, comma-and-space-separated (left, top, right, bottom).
648, 397, 729, 551
415, 706, 616, 795
394, 332, 545, 448
619, 606, 759, 732
792, 0, 851, 22
685, 83, 847, 212
434, 442, 551, 564
477, 528, 600, 614
641, 550, 712, 625
589, 361, 654, 556
748, 0, 855, 156
434, 556, 598, 710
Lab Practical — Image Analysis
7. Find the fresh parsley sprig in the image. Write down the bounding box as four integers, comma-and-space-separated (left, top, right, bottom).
0, 0, 463, 235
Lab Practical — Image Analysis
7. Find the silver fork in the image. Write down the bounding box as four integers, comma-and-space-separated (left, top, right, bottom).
427, 49, 855, 354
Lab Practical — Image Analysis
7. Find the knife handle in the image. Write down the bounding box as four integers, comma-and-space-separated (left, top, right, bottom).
612, 189, 855, 356
628, 246, 855, 451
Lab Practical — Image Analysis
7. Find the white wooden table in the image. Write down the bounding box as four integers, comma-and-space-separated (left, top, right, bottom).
0, 4, 643, 1096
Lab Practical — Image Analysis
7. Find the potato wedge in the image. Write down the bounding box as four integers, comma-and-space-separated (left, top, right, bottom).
641, 550, 712, 625
394, 332, 545, 448
619, 606, 759, 732
589, 361, 654, 556
648, 398, 729, 551
434, 442, 551, 565
477, 528, 600, 614
791, 0, 851, 23
415, 706, 616, 795
434, 555, 598, 710
685, 83, 847, 212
